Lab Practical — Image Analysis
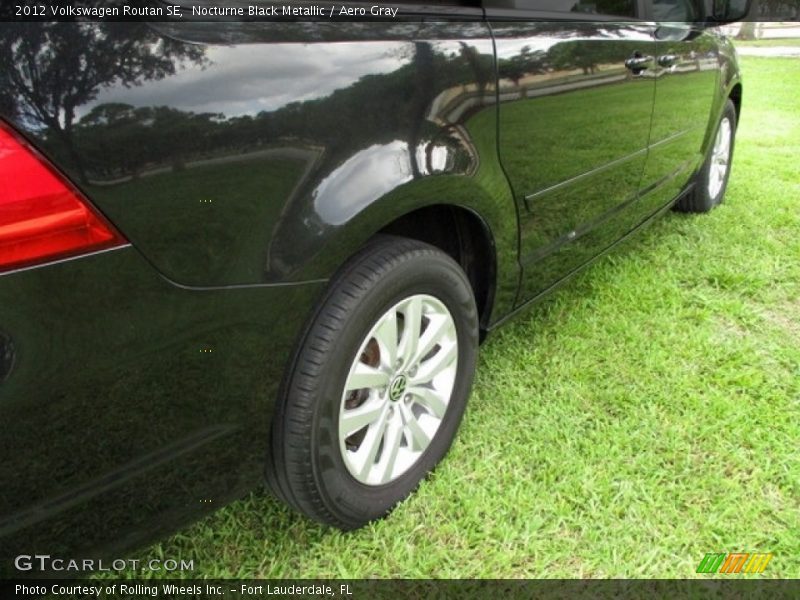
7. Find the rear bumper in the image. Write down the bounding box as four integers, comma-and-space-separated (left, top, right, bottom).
0, 246, 325, 576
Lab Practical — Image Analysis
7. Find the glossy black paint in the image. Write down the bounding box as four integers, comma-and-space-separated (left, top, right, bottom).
489, 19, 658, 302
1, 19, 520, 321
0, 246, 325, 576
0, 4, 741, 575
637, 24, 720, 218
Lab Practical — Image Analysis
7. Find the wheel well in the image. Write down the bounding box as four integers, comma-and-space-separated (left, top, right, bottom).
379, 205, 495, 337
729, 83, 742, 124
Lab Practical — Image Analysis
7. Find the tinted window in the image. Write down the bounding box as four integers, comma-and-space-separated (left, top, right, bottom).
652, 0, 696, 21
483, 0, 636, 17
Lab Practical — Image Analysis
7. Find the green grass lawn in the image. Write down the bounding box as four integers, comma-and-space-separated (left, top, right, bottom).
120, 55, 800, 579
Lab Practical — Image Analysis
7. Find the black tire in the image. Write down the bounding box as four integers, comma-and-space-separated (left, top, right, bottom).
267, 235, 479, 529
674, 98, 737, 213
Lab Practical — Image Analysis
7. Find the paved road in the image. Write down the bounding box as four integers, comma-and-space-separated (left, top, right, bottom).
737, 46, 800, 57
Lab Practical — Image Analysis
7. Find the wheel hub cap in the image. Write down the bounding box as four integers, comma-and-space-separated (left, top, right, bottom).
388, 374, 407, 402
338, 294, 458, 486
708, 116, 732, 200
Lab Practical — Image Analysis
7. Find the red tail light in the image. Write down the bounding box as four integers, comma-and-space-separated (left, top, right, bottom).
0, 122, 127, 273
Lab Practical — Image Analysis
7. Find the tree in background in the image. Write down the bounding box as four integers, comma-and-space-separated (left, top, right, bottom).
499, 45, 549, 87
0, 23, 206, 183
736, 0, 760, 39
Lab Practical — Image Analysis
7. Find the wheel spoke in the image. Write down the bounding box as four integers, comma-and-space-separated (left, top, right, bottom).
354, 405, 390, 480
373, 311, 398, 370
397, 296, 422, 368
376, 420, 403, 483
340, 398, 387, 437
409, 313, 451, 367
408, 385, 447, 419
345, 362, 389, 391
413, 341, 457, 384
400, 403, 431, 451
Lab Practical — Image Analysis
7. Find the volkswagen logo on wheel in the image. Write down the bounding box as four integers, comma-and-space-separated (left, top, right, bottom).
388, 374, 407, 402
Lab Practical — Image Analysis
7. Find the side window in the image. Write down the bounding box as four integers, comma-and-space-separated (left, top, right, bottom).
652, 0, 696, 21
482, 0, 637, 18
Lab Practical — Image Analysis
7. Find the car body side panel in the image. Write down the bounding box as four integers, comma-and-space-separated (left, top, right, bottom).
0, 248, 325, 575
634, 24, 721, 219
488, 20, 657, 303
706, 29, 742, 150
0, 20, 521, 326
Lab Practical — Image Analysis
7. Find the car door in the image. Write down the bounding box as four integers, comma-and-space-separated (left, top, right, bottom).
635, 0, 721, 217
485, 1, 658, 303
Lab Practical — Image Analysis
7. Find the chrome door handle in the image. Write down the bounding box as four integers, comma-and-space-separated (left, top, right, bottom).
658, 54, 679, 67
625, 53, 652, 74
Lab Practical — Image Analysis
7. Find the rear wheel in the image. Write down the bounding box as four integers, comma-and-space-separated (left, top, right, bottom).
268, 236, 478, 529
675, 98, 737, 213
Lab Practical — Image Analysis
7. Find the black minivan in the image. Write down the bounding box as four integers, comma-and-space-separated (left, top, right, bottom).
0, 0, 748, 570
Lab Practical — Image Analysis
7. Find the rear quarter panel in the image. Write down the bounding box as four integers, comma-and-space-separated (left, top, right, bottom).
0, 20, 520, 324
0, 246, 325, 575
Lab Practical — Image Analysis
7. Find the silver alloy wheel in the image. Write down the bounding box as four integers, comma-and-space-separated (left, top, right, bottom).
708, 116, 732, 200
338, 294, 458, 485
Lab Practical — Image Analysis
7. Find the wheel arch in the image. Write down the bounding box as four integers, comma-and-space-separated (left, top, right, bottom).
698, 76, 742, 166
267, 167, 520, 331
378, 204, 497, 338
729, 82, 742, 125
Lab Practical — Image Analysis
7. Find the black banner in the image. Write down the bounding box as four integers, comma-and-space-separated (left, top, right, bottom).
3, 579, 800, 600
1, 0, 798, 23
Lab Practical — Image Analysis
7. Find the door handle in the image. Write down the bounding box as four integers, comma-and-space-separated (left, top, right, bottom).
624, 52, 652, 75
658, 54, 678, 68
